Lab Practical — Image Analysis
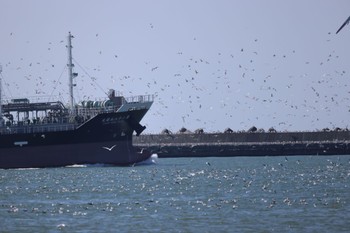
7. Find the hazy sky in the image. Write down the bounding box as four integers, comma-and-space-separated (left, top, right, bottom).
1, 0, 350, 133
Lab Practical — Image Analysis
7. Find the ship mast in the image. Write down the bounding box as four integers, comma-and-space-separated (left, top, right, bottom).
67, 32, 75, 114
0, 64, 2, 125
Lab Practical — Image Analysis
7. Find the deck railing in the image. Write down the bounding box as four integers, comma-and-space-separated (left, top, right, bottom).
123, 94, 154, 104
0, 94, 154, 135
0, 122, 77, 135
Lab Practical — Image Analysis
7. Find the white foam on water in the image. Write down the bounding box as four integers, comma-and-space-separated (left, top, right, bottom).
65, 164, 88, 168
66, 163, 116, 168
65, 154, 159, 168
135, 154, 158, 166
12, 167, 40, 170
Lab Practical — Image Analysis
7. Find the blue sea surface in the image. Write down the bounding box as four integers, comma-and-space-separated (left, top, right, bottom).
1, 155, 350, 232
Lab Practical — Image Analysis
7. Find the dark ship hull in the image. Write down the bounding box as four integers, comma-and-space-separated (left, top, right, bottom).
0, 109, 152, 169
0, 32, 154, 169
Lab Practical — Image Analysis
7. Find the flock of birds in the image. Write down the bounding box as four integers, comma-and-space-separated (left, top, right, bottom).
1, 17, 350, 133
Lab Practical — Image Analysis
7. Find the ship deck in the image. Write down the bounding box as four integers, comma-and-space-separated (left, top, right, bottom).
0, 94, 154, 135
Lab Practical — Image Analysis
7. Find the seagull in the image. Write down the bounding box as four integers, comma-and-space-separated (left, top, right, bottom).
102, 145, 117, 151
138, 148, 144, 154
336, 16, 350, 34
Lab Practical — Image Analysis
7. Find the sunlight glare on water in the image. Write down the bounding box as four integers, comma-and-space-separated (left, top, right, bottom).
0, 155, 350, 232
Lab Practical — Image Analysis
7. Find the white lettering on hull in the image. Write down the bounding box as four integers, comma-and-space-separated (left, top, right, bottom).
14, 141, 28, 147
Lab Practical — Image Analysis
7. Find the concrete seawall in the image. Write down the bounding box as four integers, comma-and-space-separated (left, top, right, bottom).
133, 131, 350, 157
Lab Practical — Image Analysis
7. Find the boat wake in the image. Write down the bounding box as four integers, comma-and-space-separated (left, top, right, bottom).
135, 154, 159, 166
11, 167, 40, 171
66, 163, 114, 168
66, 154, 159, 168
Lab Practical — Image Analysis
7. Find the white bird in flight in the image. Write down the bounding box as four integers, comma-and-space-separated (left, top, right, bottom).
336, 16, 350, 34
102, 145, 117, 151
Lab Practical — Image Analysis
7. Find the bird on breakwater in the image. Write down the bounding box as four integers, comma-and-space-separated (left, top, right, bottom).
336, 16, 350, 34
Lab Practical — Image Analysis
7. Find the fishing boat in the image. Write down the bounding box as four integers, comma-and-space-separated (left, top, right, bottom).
0, 32, 153, 169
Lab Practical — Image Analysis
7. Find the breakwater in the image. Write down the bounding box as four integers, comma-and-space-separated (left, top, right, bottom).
133, 131, 350, 157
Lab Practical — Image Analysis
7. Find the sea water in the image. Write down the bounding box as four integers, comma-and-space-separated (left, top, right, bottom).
1, 155, 349, 232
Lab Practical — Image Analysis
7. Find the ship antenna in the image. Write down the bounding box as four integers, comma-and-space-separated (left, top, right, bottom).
67, 32, 75, 115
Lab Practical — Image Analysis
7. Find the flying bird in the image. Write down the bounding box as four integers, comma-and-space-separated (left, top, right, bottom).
102, 145, 117, 151
336, 16, 350, 34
